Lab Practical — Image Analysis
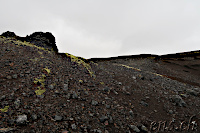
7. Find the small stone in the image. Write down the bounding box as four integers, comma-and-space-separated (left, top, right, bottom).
141, 125, 148, 132
54, 115, 63, 121
31, 114, 38, 121
62, 131, 69, 133
16, 114, 27, 125
37, 95, 44, 99
113, 90, 118, 95
63, 84, 68, 91
19, 74, 24, 77
89, 113, 94, 117
109, 116, 113, 124
71, 123, 76, 130
25, 71, 30, 74
22, 93, 26, 97
105, 97, 109, 100
0, 95, 6, 101
168, 110, 173, 114
72, 91, 78, 99
105, 130, 109, 133
132, 76, 136, 80
0, 127, 15, 132
140, 101, 148, 107
186, 89, 199, 96
104, 120, 109, 125
14, 98, 21, 109
129, 125, 140, 132
106, 104, 111, 109
0, 79, 6, 83
48, 84, 54, 90
54, 90, 59, 94
84, 91, 89, 95
193, 88, 199, 92
96, 130, 102, 133
6, 76, 12, 79
91, 100, 98, 106
103, 87, 110, 92
171, 95, 186, 107
129, 110, 134, 116
99, 116, 108, 123
12, 74, 17, 79
180, 94, 188, 98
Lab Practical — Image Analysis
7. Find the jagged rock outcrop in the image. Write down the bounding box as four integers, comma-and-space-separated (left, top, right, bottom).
25, 32, 58, 52
1, 31, 17, 38
1, 31, 58, 53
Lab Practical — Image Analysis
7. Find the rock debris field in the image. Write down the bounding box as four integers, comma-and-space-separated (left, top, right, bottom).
0, 32, 200, 133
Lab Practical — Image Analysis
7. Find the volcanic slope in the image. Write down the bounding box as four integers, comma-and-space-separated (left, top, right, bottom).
0, 36, 200, 133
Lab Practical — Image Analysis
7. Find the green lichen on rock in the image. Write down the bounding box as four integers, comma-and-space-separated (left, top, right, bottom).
0, 106, 9, 113
35, 87, 46, 95
43, 67, 50, 74
33, 74, 46, 87
65, 53, 95, 78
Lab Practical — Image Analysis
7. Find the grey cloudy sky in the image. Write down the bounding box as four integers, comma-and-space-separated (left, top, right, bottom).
0, 0, 200, 59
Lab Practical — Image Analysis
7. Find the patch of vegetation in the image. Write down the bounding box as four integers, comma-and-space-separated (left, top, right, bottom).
43, 67, 51, 74
35, 87, 46, 95
65, 53, 96, 78
118, 64, 141, 71
79, 80, 83, 84
0, 106, 9, 113
100, 82, 104, 85
33, 74, 46, 87
33, 67, 51, 95
38, 51, 43, 55
29, 58, 39, 62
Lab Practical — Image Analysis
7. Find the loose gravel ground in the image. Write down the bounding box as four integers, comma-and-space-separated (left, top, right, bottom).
0, 37, 200, 133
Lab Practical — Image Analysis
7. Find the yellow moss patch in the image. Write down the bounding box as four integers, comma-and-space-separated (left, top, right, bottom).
38, 51, 43, 55
65, 53, 95, 78
100, 82, 104, 85
79, 80, 83, 84
0, 106, 9, 113
35, 87, 46, 95
29, 58, 39, 62
43, 67, 50, 74
117, 64, 141, 71
33, 74, 46, 87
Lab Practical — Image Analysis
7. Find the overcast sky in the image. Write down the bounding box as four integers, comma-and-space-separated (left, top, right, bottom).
0, 0, 200, 59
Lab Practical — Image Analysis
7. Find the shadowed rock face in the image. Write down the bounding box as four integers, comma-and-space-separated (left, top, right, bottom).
1, 31, 58, 53
26, 32, 58, 52
1, 31, 17, 38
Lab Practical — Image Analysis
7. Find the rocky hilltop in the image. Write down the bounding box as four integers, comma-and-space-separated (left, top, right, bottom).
0, 31, 200, 133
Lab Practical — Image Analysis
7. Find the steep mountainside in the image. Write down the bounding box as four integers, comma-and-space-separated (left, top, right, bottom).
0, 32, 199, 133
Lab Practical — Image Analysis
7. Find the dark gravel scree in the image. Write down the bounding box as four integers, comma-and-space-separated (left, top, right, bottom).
0, 32, 200, 133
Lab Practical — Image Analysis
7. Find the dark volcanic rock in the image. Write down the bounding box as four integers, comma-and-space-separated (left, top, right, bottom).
171, 95, 186, 107
26, 32, 58, 52
1, 31, 17, 38
1, 31, 58, 53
